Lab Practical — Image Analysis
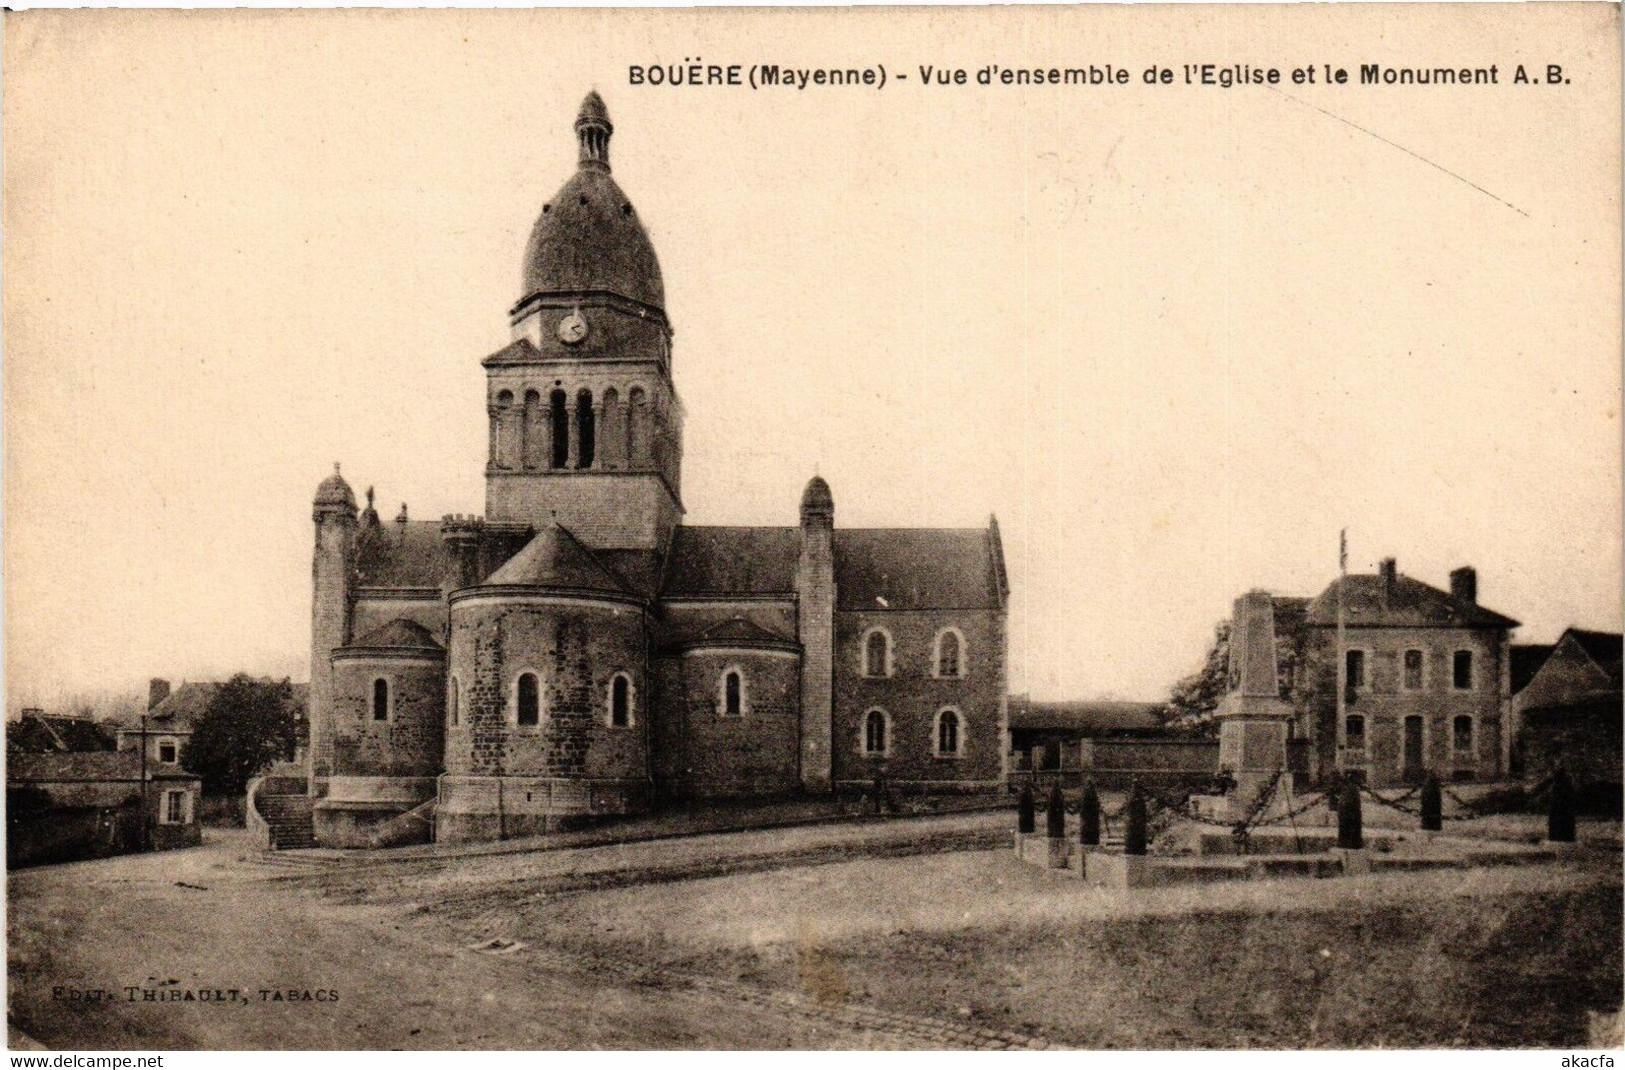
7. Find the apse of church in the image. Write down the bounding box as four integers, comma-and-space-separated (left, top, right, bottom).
305, 93, 1009, 847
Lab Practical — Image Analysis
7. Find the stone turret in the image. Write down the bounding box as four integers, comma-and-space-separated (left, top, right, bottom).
796, 475, 836, 791
310, 463, 358, 795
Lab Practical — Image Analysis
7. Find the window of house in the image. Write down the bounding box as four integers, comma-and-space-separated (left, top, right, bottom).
516, 672, 540, 727
1403, 649, 1424, 691
372, 678, 390, 721
1344, 714, 1366, 753
721, 670, 743, 717
610, 674, 632, 727
863, 630, 891, 677
161, 790, 186, 825
1345, 649, 1366, 691
157, 740, 177, 764
1453, 650, 1474, 690
864, 709, 888, 756
448, 677, 460, 727
936, 709, 961, 756
935, 630, 963, 678
1453, 715, 1474, 754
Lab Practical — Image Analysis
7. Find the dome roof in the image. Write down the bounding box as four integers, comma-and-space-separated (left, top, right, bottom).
348, 618, 443, 651
800, 475, 834, 514
520, 94, 664, 311
483, 522, 629, 595
314, 464, 356, 509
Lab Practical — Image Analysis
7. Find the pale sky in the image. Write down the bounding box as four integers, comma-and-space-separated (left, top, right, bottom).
5, 6, 1620, 710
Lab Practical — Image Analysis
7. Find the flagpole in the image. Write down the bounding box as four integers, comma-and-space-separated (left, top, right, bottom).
1335, 529, 1348, 781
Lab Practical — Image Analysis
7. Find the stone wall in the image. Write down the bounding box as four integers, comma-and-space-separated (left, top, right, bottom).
328, 655, 445, 778
445, 594, 648, 785
830, 610, 1004, 790
1305, 625, 1507, 785
649, 648, 801, 800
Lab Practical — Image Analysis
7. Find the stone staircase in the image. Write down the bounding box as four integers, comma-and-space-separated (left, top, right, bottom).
258, 793, 316, 850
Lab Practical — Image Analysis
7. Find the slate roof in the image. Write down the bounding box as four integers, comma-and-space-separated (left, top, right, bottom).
1567, 628, 1623, 687
521, 97, 664, 310
1007, 698, 1167, 735
662, 616, 800, 654
313, 466, 356, 508
662, 527, 800, 597
7, 751, 199, 783
347, 619, 443, 651
833, 529, 1004, 611
355, 520, 447, 588
1511, 644, 1557, 694
659, 525, 1005, 611
484, 523, 630, 594
7, 715, 116, 754
142, 682, 219, 732
1304, 574, 1519, 629
481, 338, 543, 369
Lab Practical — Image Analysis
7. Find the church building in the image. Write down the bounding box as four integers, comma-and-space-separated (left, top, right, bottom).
306, 93, 1010, 846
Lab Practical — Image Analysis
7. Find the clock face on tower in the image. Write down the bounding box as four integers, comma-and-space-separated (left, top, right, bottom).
558, 310, 589, 345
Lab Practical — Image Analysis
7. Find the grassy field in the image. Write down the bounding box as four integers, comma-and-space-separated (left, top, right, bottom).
10, 815, 1621, 1049
369, 820, 1622, 1049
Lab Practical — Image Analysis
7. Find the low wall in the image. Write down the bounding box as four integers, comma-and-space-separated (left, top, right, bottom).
1079, 738, 1220, 790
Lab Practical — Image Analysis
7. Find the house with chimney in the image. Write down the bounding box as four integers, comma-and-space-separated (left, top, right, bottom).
1275, 558, 1519, 787
112, 678, 309, 770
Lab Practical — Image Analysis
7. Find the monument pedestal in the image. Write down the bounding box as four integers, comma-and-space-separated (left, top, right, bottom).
1213, 591, 1298, 823
1217, 713, 1295, 820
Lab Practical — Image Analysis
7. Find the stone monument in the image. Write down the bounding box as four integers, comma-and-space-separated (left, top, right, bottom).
1214, 590, 1295, 819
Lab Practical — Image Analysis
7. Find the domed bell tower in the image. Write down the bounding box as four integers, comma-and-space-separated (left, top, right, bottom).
484, 92, 683, 551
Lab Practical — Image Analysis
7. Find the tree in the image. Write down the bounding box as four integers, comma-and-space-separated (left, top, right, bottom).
181, 675, 298, 796
1162, 620, 1232, 734
1163, 607, 1311, 735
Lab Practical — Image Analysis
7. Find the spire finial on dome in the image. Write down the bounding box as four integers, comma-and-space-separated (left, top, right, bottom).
575, 90, 612, 173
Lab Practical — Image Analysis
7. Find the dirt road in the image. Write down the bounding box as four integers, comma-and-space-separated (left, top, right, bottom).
8, 820, 1019, 1050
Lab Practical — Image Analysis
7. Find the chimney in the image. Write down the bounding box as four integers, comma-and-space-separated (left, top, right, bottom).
395, 503, 409, 544
148, 678, 171, 710
1450, 566, 1478, 605
1379, 557, 1397, 595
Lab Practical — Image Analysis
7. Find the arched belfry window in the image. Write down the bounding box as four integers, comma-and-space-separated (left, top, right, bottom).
863, 629, 892, 678
609, 673, 633, 728
935, 629, 965, 678
576, 389, 596, 470
372, 678, 390, 722
627, 386, 648, 466
492, 390, 517, 470
516, 672, 541, 727
600, 387, 622, 470
522, 390, 543, 469
935, 708, 963, 757
863, 709, 889, 756
550, 390, 569, 470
